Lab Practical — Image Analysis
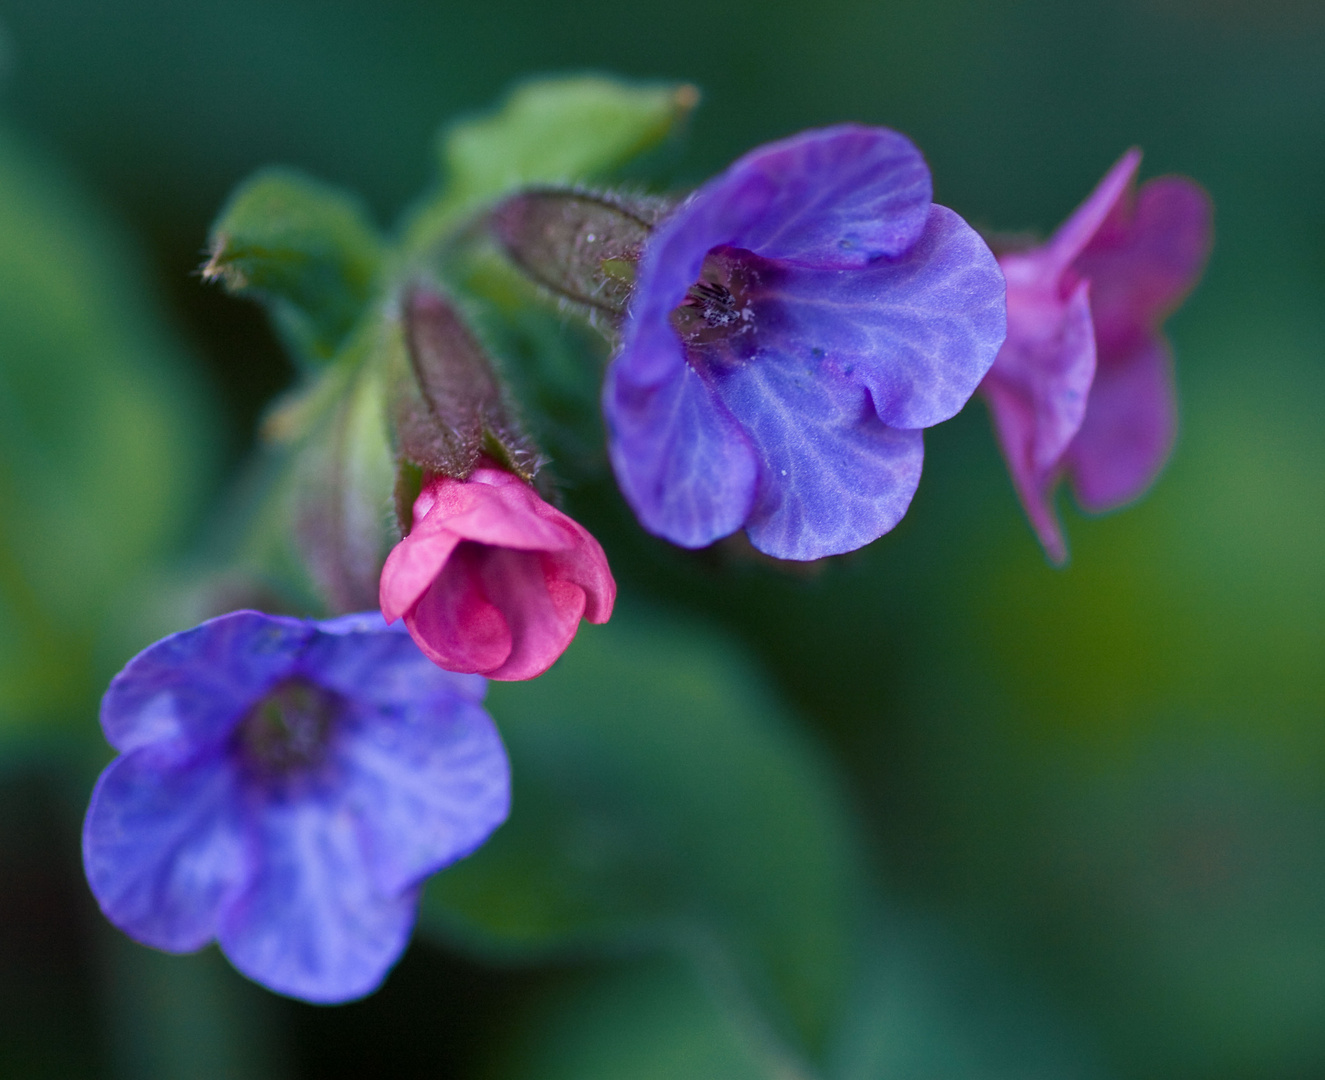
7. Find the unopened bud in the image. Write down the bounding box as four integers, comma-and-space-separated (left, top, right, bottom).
391, 286, 539, 529
489, 189, 666, 316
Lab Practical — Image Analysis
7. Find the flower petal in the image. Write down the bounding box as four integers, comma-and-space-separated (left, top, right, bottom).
716, 124, 933, 267
751, 205, 1007, 430
334, 691, 509, 895
1075, 176, 1213, 352
217, 796, 418, 1004
101, 612, 312, 753
605, 358, 758, 549
412, 468, 574, 552
981, 278, 1096, 563
714, 353, 925, 561
478, 548, 587, 680
379, 529, 463, 623
1065, 336, 1176, 512
83, 747, 246, 952
300, 616, 488, 708
541, 518, 616, 625
623, 126, 934, 364
1042, 148, 1141, 273
406, 543, 514, 675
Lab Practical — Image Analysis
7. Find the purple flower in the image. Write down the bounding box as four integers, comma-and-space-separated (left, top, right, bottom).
979, 149, 1212, 562
82, 610, 509, 1003
602, 125, 1007, 560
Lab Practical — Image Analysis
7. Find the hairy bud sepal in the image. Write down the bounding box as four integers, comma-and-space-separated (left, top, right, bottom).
489, 189, 667, 316
391, 286, 539, 504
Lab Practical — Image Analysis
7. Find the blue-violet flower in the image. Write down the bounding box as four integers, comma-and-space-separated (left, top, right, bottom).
603, 124, 1007, 560
82, 610, 509, 1003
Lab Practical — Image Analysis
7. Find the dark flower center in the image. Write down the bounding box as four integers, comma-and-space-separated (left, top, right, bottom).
670, 246, 766, 352
238, 677, 342, 775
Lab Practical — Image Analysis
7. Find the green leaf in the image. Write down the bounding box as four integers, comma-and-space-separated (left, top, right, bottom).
442, 75, 698, 203
204, 167, 384, 363
401, 76, 697, 259
421, 606, 863, 1061
0, 124, 215, 735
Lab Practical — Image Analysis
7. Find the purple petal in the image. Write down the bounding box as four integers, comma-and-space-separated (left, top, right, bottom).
102, 612, 312, 754
981, 278, 1096, 563
217, 794, 418, 1004
299, 617, 488, 709
622, 127, 933, 370
750, 206, 1007, 430
83, 748, 247, 952
1065, 336, 1176, 512
605, 358, 758, 548
715, 354, 925, 561
1075, 176, 1213, 353
717, 125, 933, 267
334, 693, 509, 896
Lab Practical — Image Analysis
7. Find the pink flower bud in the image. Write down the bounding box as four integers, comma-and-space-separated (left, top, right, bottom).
379, 463, 615, 681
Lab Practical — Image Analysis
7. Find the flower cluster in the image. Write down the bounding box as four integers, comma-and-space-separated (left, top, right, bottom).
84, 86, 1210, 1004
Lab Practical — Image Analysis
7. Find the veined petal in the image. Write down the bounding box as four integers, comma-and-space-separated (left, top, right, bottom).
334, 692, 509, 896
1075, 176, 1213, 352
717, 125, 933, 266
217, 795, 418, 1004
406, 543, 514, 675
477, 547, 587, 680
101, 612, 313, 753
605, 359, 758, 549
981, 279, 1096, 563
410, 469, 575, 552
752, 206, 1006, 430
618, 125, 935, 388
300, 618, 487, 707
83, 747, 247, 952
1066, 336, 1176, 512
714, 354, 925, 561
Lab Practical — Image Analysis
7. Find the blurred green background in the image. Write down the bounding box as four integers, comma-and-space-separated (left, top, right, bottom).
0, 1, 1323, 1077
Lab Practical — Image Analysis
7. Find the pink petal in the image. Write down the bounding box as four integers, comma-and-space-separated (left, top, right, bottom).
405, 543, 513, 675
1043, 148, 1141, 275
541, 516, 616, 624
411, 468, 572, 552
981, 278, 1096, 563
1074, 176, 1213, 353
378, 530, 462, 623
477, 548, 587, 681
1065, 336, 1176, 512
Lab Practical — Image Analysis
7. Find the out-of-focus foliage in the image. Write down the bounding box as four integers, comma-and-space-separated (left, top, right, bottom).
0, 123, 214, 741
423, 607, 860, 1063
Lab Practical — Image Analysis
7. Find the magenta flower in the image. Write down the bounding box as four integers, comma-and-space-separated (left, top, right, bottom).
602, 125, 1007, 561
979, 149, 1212, 562
380, 462, 616, 681
83, 611, 509, 1003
